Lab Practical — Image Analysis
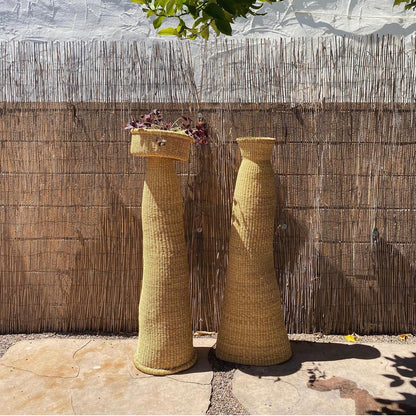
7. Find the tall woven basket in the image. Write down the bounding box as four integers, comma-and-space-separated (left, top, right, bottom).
130, 129, 197, 375
216, 137, 292, 366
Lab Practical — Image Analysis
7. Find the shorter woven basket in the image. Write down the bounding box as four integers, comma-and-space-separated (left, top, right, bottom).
216, 137, 292, 366
131, 128, 196, 375
130, 128, 193, 161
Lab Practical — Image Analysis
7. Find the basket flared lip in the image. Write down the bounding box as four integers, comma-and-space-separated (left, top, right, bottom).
130, 128, 194, 143
236, 137, 284, 144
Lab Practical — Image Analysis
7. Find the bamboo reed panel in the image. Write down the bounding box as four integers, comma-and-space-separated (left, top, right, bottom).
1, 37, 416, 335
1, 37, 416, 103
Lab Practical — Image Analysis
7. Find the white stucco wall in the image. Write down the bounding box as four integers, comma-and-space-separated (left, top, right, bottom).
1, 0, 415, 42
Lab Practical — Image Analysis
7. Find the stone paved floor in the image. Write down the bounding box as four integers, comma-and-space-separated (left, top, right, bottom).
233, 341, 416, 415
1, 335, 416, 415
0, 337, 214, 415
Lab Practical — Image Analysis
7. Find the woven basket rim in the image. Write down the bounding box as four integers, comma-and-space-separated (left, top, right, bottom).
236, 137, 283, 143
130, 128, 194, 143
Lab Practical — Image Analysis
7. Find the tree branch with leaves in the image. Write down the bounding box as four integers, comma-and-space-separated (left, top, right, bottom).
131, 0, 282, 39
394, 0, 416, 10
132, 0, 416, 40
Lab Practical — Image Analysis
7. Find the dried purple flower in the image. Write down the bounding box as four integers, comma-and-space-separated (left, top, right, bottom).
125, 110, 209, 145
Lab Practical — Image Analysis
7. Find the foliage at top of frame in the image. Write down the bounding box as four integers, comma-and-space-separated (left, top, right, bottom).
132, 0, 415, 40
130, 0, 283, 40
394, 0, 416, 10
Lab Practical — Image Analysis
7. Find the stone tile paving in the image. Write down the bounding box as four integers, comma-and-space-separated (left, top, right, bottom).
0, 338, 214, 415
232, 340, 416, 415
1, 334, 416, 415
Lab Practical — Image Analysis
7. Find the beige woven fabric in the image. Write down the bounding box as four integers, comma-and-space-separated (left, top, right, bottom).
216, 137, 292, 366
131, 131, 196, 375
130, 128, 193, 161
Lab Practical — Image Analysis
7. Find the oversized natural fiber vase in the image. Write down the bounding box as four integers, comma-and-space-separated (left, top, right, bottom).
130, 128, 197, 375
216, 137, 292, 366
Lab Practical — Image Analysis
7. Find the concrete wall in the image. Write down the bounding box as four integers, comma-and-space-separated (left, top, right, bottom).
1, 0, 415, 42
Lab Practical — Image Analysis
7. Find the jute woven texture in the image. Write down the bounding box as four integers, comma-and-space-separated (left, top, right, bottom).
216, 137, 292, 366
130, 128, 193, 161
132, 131, 196, 375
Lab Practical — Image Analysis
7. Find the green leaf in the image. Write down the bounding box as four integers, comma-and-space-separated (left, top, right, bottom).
166, 0, 176, 13
393, 0, 416, 7
217, 0, 237, 14
131, 0, 146, 3
200, 25, 210, 40
157, 27, 179, 36
214, 17, 232, 35
192, 17, 205, 28
177, 17, 187, 33
156, 0, 168, 7
210, 20, 221, 36
204, 3, 226, 20
153, 15, 165, 28
186, 3, 198, 17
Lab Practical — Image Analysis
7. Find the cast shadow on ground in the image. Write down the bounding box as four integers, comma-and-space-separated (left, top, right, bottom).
179, 347, 214, 375
210, 340, 380, 379
370, 352, 416, 415
306, 351, 416, 414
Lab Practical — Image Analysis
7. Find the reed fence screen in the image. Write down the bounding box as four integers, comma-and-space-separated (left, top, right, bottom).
1, 37, 415, 334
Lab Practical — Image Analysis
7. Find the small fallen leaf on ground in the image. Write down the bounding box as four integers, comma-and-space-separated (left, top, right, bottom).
399, 333, 413, 341
345, 333, 360, 342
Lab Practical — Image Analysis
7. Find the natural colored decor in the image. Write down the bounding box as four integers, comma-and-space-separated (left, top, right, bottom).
3, 38, 416, 336
216, 137, 292, 366
130, 128, 193, 161
130, 127, 197, 375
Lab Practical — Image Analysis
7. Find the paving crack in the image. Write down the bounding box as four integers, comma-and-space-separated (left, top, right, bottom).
279, 378, 301, 410
166, 376, 210, 386
0, 340, 91, 379
206, 348, 248, 415
72, 340, 92, 359
0, 362, 80, 379
70, 394, 77, 415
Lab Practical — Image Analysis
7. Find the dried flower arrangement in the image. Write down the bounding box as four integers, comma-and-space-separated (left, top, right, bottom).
126, 109, 208, 146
